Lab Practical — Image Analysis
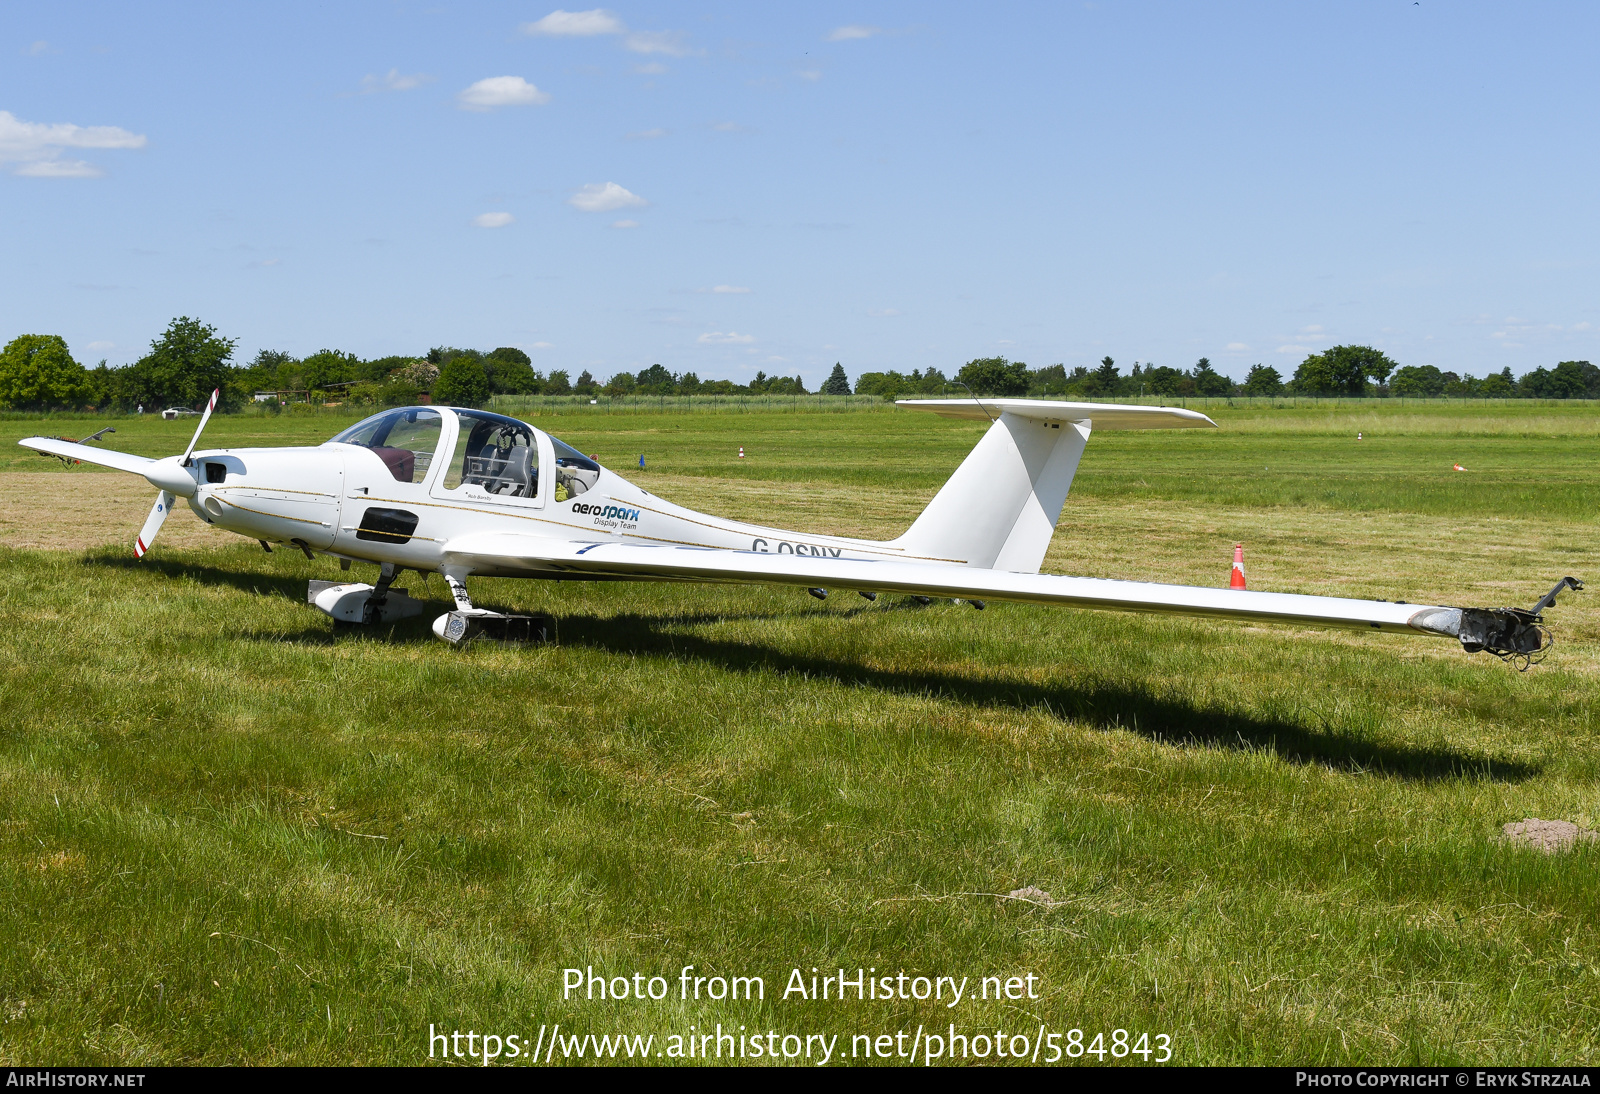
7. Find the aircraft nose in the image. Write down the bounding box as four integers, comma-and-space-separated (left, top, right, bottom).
144, 457, 200, 498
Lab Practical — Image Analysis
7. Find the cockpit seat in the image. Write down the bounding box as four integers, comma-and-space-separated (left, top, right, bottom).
371, 446, 416, 483
503, 445, 535, 496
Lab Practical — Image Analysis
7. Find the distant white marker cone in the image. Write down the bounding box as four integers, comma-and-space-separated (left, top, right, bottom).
738, 447, 745, 459
1230, 543, 1247, 589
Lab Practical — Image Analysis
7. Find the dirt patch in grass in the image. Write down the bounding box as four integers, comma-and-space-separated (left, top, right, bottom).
0, 472, 234, 551
1501, 818, 1599, 853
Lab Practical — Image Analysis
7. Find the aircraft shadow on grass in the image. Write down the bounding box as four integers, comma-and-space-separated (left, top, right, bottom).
85, 553, 318, 603
82, 555, 1535, 782
552, 611, 1538, 783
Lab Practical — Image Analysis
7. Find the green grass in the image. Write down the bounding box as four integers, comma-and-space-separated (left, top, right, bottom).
0, 400, 1597, 1065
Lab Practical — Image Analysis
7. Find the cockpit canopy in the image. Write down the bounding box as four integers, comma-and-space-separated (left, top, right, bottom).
330, 406, 601, 498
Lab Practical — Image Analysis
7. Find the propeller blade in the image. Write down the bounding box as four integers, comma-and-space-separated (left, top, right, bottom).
180, 388, 220, 467
134, 491, 176, 558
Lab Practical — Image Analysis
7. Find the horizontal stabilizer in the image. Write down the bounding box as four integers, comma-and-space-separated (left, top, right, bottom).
895, 398, 1216, 430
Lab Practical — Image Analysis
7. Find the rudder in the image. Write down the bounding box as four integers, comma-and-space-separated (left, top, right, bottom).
891, 412, 1090, 573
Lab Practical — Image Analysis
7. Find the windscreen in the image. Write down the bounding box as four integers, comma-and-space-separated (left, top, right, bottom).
330, 408, 442, 483
549, 435, 600, 500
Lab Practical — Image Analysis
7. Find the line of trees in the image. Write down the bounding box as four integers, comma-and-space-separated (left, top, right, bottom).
0, 319, 820, 412
857, 349, 1600, 401
2, 320, 1597, 412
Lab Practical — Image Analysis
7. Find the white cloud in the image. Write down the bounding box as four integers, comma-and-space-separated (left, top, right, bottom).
828, 25, 880, 41
361, 69, 433, 93
1224, 342, 1250, 351
1300, 324, 1324, 333
531, 342, 554, 349
28, 40, 49, 55
1574, 321, 1593, 331
473, 212, 515, 228
0, 110, 145, 177
712, 285, 750, 294
634, 63, 669, 75
712, 121, 750, 133
15, 159, 102, 178
1276, 345, 1310, 354
247, 258, 282, 267
868, 308, 901, 317
798, 69, 822, 81
457, 76, 550, 111
611, 219, 639, 229
86, 341, 114, 352
568, 181, 646, 212
624, 30, 691, 56
521, 9, 625, 36
626, 127, 668, 139
698, 331, 754, 344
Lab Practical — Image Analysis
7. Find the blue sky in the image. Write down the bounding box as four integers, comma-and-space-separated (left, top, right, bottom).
5, 2, 1598, 385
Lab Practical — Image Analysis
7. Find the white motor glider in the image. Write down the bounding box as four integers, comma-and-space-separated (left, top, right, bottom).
20, 395, 1579, 659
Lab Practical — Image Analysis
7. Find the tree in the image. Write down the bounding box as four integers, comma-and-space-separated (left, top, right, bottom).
121, 317, 238, 410
1143, 365, 1186, 396
679, 371, 701, 394
1027, 364, 1067, 396
1095, 356, 1119, 387
485, 347, 541, 394
1548, 360, 1597, 399
821, 362, 851, 395
545, 369, 572, 395
360, 355, 412, 382
635, 364, 676, 393
301, 349, 361, 391
488, 346, 531, 368
1291, 344, 1397, 396
431, 354, 491, 406
1479, 367, 1515, 398
1241, 364, 1283, 396
574, 370, 598, 395
1574, 360, 1600, 398
855, 371, 906, 399
236, 349, 296, 394
1389, 365, 1445, 397
604, 371, 637, 396
1191, 357, 1232, 396
957, 357, 1030, 396
0, 334, 90, 409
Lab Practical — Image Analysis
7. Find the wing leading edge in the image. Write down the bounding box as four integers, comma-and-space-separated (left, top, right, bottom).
19, 437, 156, 475
442, 532, 1463, 639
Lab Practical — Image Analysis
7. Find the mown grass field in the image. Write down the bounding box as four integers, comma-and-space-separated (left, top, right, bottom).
0, 400, 1597, 1066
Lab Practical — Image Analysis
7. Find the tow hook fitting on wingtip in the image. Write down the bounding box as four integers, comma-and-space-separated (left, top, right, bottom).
432, 611, 550, 647
1456, 576, 1583, 669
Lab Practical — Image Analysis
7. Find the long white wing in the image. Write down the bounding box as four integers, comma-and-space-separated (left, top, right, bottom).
442, 532, 1463, 639
19, 437, 156, 475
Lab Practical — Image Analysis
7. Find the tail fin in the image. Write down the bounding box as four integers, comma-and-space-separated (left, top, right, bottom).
890, 399, 1215, 573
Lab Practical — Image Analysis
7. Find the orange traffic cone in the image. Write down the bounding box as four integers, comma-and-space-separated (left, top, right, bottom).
738, 447, 746, 459
1230, 543, 1247, 589
1452, 463, 1466, 471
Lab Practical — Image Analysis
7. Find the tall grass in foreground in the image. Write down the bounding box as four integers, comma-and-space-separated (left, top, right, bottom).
0, 402, 1595, 1065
